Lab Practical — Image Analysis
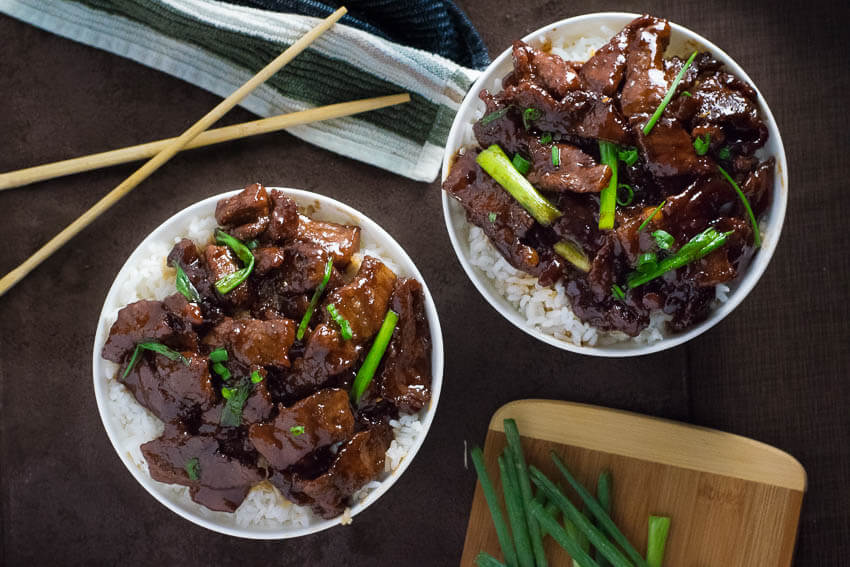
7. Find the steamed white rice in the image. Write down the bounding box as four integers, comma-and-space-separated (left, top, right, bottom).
459, 29, 730, 347
100, 210, 423, 529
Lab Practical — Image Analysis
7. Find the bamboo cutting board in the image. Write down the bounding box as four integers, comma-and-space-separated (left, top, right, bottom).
461, 400, 806, 567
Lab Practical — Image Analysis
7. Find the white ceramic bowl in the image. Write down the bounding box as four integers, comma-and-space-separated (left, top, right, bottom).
441, 12, 788, 357
92, 188, 444, 538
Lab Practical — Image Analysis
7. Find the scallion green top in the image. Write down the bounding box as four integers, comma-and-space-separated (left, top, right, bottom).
643, 51, 698, 135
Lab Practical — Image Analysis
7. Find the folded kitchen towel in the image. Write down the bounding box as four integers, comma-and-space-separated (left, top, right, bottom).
0, 0, 488, 181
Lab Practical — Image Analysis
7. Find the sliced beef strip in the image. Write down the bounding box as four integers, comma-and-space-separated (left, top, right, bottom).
102, 299, 198, 363
659, 173, 740, 242
633, 115, 712, 179
512, 40, 581, 98
578, 16, 637, 95
741, 158, 774, 218
442, 150, 540, 273
619, 16, 672, 117
253, 246, 287, 276
376, 279, 432, 413
242, 369, 274, 425
322, 256, 397, 343
249, 388, 354, 471
473, 90, 527, 156
291, 424, 392, 519
215, 182, 270, 240
203, 244, 253, 307
203, 317, 296, 368
526, 139, 611, 193
689, 72, 768, 154
295, 215, 360, 266
168, 238, 216, 300
264, 189, 300, 243
162, 293, 204, 327
551, 192, 607, 253
283, 323, 363, 402
142, 430, 263, 513
275, 241, 337, 295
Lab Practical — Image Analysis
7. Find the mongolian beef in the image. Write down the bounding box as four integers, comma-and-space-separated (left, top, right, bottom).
442, 15, 775, 336
101, 183, 433, 519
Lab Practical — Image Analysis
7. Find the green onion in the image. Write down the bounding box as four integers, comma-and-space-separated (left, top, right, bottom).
488, 212, 498, 223
596, 472, 613, 567
175, 265, 200, 302
212, 362, 231, 381
616, 184, 634, 206
598, 141, 619, 229
296, 258, 333, 341
476, 145, 562, 226
481, 107, 511, 126
637, 200, 666, 233
214, 230, 255, 294
475, 552, 508, 567
529, 501, 600, 567
513, 153, 532, 176
717, 165, 761, 247
122, 341, 189, 380
545, 455, 649, 567
540, 133, 553, 145
245, 239, 259, 250
627, 227, 733, 288
652, 230, 675, 250
504, 420, 547, 567
209, 347, 228, 363
611, 284, 626, 301
643, 51, 698, 135
351, 310, 399, 404
618, 147, 639, 167
184, 457, 200, 481
554, 241, 591, 273
551, 146, 560, 166
717, 146, 731, 161
565, 518, 591, 567
289, 425, 305, 436
500, 453, 535, 567
326, 304, 354, 341
636, 252, 658, 274
681, 91, 692, 97
523, 108, 542, 130
220, 380, 253, 427
646, 516, 671, 567
250, 369, 263, 384
693, 133, 710, 156
471, 446, 518, 567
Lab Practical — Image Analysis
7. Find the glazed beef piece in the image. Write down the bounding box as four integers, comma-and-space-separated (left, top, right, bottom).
168, 239, 215, 299
203, 317, 296, 368
215, 182, 270, 241
264, 189, 300, 243
142, 431, 264, 512
634, 116, 712, 179
688, 72, 767, 153
579, 18, 635, 95
473, 91, 526, 156
102, 299, 198, 363
283, 324, 363, 402
204, 244, 253, 307
551, 192, 606, 253
512, 40, 581, 97
741, 158, 774, 217
291, 424, 392, 518
249, 388, 354, 470
276, 241, 337, 295
377, 279, 432, 413
295, 215, 360, 266
619, 16, 671, 118
322, 256, 397, 343
526, 139, 611, 193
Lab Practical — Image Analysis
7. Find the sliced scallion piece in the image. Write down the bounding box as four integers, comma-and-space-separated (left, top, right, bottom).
627, 227, 733, 288
175, 265, 200, 303
471, 446, 518, 567
637, 200, 666, 232
351, 310, 399, 404
209, 347, 228, 363
616, 184, 634, 206
551, 146, 560, 166
652, 229, 675, 250
523, 108, 542, 130
214, 230, 255, 294
598, 141, 619, 230
617, 147, 639, 167
636, 252, 658, 274
220, 380, 253, 427
611, 284, 626, 301
643, 51, 698, 135
647, 516, 671, 567
250, 369, 263, 383
326, 304, 354, 340
296, 258, 333, 340
512, 153, 532, 176
289, 425, 305, 436
184, 457, 200, 481
212, 362, 231, 381
540, 132, 553, 145
717, 146, 731, 161
122, 341, 189, 380
717, 165, 761, 247
488, 212, 497, 223
693, 133, 710, 156
481, 106, 511, 126
476, 145, 562, 226
554, 240, 591, 273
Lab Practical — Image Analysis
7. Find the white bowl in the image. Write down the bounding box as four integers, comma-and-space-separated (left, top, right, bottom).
92, 188, 444, 538
441, 12, 788, 357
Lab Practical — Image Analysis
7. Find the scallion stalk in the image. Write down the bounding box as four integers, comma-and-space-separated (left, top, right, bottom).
476, 145, 562, 226
513, 154, 532, 176
296, 258, 333, 341
626, 227, 733, 288
554, 241, 591, 273
717, 165, 761, 247
351, 310, 398, 403
326, 303, 353, 340
122, 341, 189, 379
500, 453, 535, 567
476, 552, 508, 567
529, 501, 600, 567
214, 230, 256, 294
471, 447, 518, 567
646, 516, 671, 567
637, 200, 666, 233
598, 141, 619, 230
220, 379, 253, 427
643, 52, 698, 135
596, 472, 613, 567
504, 420, 547, 567
175, 265, 200, 302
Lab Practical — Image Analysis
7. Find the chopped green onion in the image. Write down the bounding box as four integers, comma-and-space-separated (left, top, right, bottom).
476, 145, 562, 226
637, 200, 666, 232
214, 230, 255, 294
500, 453, 535, 567
551, 146, 560, 166
512, 153, 532, 176
122, 341, 189, 380
488, 212, 497, 223
554, 240, 591, 273
221, 386, 233, 399
296, 258, 333, 340
540, 133, 553, 145
504, 420, 546, 567
351, 310, 399, 404
565, 517, 590, 567
596, 471, 613, 567
627, 227, 733, 288
245, 239, 259, 250
175, 265, 200, 303
184, 457, 200, 481
647, 516, 671, 567
289, 425, 305, 436
212, 362, 231, 381
523, 108, 542, 130
326, 304, 354, 341
693, 133, 711, 156
652, 229, 675, 250
616, 184, 634, 206
717, 165, 761, 247
471, 446, 518, 567
481, 107, 511, 126
617, 147, 639, 167
636, 252, 658, 274
209, 347, 228, 363
250, 369, 263, 384
643, 51, 698, 135
529, 501, 600, 567
611, 284, 626, 300
598, 141, 619, 230
475, 552, 507, 567
717, 146, 731, 161
220, 380, 253, 427
681, 90, 692, 97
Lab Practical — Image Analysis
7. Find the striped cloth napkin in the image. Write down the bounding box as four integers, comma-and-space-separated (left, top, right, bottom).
0, 0, 488, 181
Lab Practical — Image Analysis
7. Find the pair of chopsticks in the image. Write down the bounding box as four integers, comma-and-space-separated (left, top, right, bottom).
0, 7, 406, 297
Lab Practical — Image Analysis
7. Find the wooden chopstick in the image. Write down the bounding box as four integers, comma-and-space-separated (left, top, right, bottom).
0, 93, 409, 191
0, 7, 347, 297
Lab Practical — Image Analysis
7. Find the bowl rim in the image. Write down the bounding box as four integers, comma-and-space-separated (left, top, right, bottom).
92, 187, 445, 539
440, 11, 788, 357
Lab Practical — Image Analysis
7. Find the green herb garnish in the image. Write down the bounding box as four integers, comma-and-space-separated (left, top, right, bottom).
245, 239, 259, 250
214, 230, 255, 294
611, 284, 626, 300
289, 425, 305, 436
326, 304, 353, 340
209, 347, 228, 363
681, 90, 692, 97
351, 310, 399, 404
480, 106, 511, 126
488, 212, 497, 223
717, 146, 731, 161
643, 51, 698, 135
250, 369, 263, 384
175, 265, 200, 303
220, 380, 253, 427
471, 447, 518, 567
693, 133, 710, 156
522, 107, 542, 130
212, 362, 231, 381
637, 200, 666, 232
511, 153, 531, 176
598, 140, 619, 229
553, 240, 590, 272
627, 227, 733, 288
540, 132, 552, 144
296, 258, 333, 341
647, 516, 672, 567
636, 252, 658, 274
122, 341, 189, 380
184, 457, 200, 481
616, 183, 634, 206
618, 147, 639, 167
551, 146, 560, 166
717, 165, 761, 247
652, 229, 675, 250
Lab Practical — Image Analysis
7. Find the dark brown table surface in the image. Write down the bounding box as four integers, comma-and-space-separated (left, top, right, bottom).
1, 1, 848, 565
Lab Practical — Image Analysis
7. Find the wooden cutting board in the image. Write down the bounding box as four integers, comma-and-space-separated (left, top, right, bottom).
461, 400, 806, 567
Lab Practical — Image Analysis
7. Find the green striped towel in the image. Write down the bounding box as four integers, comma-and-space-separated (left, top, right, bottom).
0, 0, 481, 181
